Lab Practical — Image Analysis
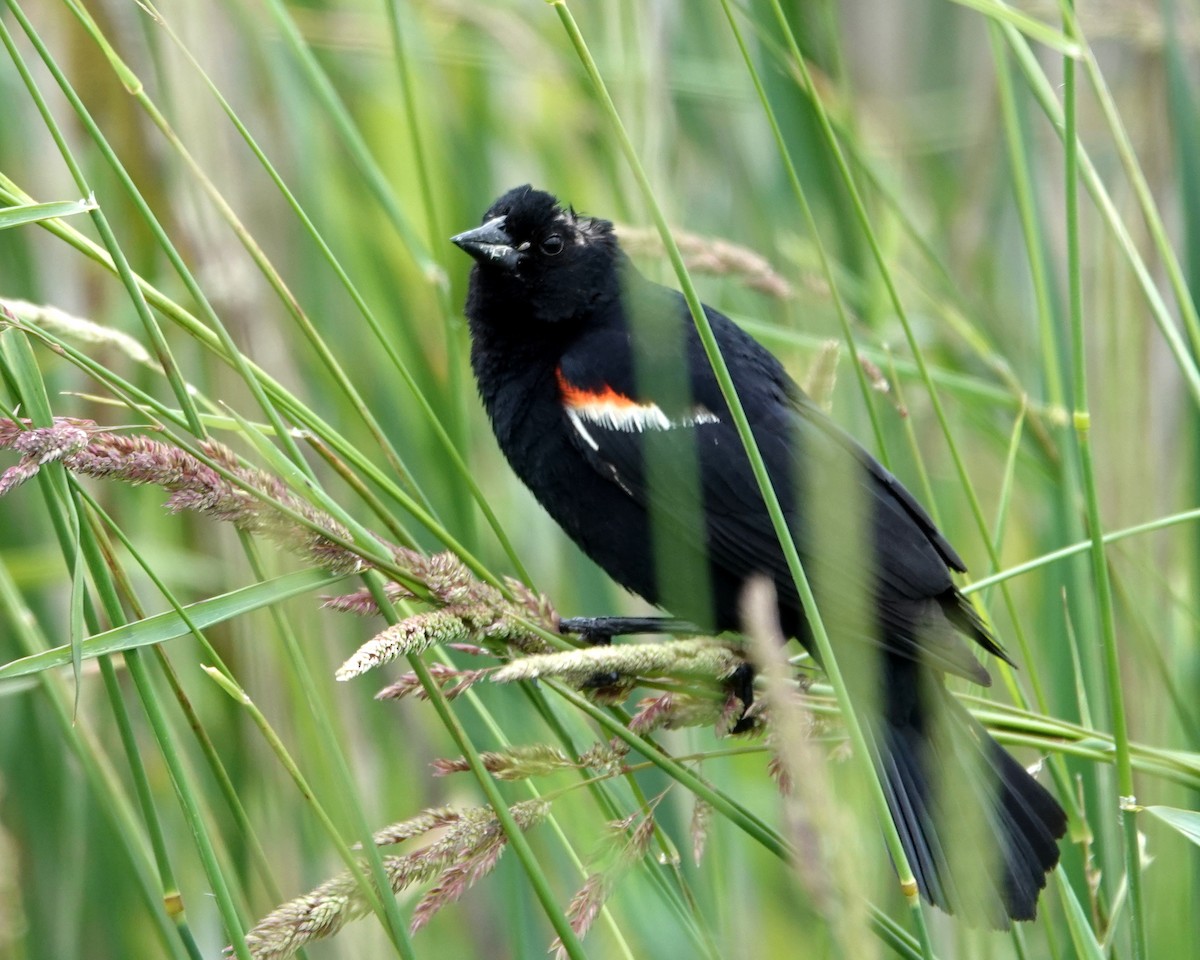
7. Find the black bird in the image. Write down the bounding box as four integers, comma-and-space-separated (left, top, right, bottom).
452, 185, 1066, 927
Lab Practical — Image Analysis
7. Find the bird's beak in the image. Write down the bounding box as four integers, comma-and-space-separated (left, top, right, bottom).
451, 215, 521, 270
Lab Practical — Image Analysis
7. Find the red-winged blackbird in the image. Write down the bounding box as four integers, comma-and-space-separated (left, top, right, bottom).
453, 185, 1066, 927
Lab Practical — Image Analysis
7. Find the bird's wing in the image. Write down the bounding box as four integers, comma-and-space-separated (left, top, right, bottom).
556, 298, 1001, 680
786, 390, 967, 571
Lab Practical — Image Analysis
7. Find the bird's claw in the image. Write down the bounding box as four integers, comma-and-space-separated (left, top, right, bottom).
726, 662, 757, 734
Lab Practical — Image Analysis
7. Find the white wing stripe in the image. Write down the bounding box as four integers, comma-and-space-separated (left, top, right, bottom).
570, 399, 719, 433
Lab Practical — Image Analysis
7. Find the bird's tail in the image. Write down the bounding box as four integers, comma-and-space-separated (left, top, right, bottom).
869, 656, 1067, 928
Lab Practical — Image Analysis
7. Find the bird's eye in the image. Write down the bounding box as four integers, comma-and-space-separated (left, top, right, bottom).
540, 234, 564, 256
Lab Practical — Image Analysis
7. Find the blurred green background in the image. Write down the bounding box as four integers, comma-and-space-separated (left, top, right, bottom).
0, 1, 1197, 958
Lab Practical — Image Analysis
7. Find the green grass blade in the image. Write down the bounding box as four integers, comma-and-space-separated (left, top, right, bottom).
0, 568, 340, 679
0, 196, 96, 229
1142, 806, 1200, 848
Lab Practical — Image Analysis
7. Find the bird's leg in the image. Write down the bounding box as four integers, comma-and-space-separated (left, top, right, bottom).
561, 617, 755, 726
560, 616, 701, 691
558, 616, 700, 646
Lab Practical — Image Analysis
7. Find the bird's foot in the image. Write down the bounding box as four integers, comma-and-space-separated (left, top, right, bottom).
726, 662, 758, 734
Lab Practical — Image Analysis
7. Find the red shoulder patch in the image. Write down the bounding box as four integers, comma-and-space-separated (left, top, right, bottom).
555, 366, 640, 410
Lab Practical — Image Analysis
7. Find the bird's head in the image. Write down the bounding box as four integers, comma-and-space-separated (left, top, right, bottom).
452, 185, 619, 327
